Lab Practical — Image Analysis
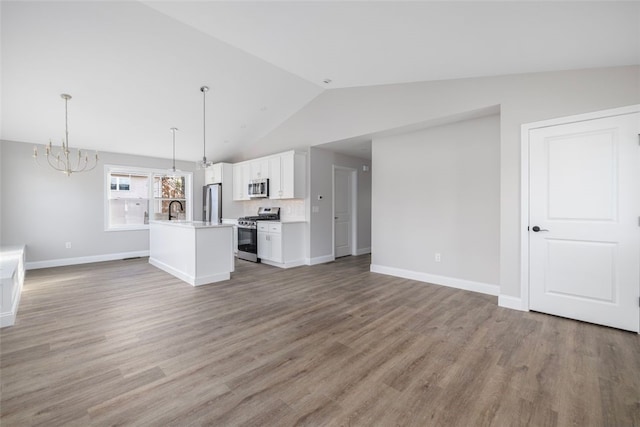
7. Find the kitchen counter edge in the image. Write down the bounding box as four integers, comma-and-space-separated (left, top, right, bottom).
150, 220, 234, 229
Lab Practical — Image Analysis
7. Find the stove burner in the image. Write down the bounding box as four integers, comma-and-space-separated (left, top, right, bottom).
237, 207, 281, 228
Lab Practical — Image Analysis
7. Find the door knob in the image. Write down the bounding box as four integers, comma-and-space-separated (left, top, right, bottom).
532, 226, 549, 232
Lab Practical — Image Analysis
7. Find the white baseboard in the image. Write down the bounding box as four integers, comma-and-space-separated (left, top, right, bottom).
149, 257, 230, 286
355, 247, 371, 256
498, 295, 528, 311
369, 264, 499, 296
26, 251, 150, 270
306, 255, 335, 266
261, 259, 306, 269
0, 287, 22, 328
1, 247, 25, 327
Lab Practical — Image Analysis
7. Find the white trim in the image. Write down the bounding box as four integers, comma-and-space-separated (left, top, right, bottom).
498, 295, 526, 311
260, 259, 306, 269
306, 255, 335, 266
26, 250, 149, 270
370, 264, 499, 296
355, 247, 371, 256
148, 257, 230, 286
1, 246, 25, 327
0, 296, 20, 327
519, 104, 640, 314
0, 275, 23, 328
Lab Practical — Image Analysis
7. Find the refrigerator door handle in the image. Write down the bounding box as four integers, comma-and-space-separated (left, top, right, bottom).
203, 186, 210, 222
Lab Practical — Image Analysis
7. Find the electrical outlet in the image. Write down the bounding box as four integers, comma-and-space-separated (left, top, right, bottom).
435, 253, 441, 262
65, 242, 72, 249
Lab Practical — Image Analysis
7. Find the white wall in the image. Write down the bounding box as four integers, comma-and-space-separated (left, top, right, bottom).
0, 140, 203, 266
309, 147, 371, 261
372, 115, 500, 289
256, 65, 640, 299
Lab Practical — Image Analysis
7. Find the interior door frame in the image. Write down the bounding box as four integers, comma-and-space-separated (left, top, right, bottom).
519, 104, 640, 313
332, 165, 358, 259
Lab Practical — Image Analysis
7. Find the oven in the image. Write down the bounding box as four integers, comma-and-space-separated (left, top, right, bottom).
236, 207, 281, 263
237, 224, 258, 262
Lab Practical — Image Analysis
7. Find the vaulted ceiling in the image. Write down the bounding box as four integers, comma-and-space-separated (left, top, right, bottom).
2, 1, 638, 163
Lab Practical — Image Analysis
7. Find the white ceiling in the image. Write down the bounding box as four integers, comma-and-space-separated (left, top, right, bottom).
2, 1, 638, 163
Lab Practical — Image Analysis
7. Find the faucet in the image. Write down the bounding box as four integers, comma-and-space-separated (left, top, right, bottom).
168, 200, 184, 220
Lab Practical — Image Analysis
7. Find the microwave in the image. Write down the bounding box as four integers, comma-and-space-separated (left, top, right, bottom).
248, 178, 269, 198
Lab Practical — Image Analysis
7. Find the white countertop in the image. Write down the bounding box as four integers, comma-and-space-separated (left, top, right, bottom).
150, 220, 233, 229
252, 219, 306, 224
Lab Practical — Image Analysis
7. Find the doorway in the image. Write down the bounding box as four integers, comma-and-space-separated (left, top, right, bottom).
522, 106, 640, 332
333, 166, 357, 258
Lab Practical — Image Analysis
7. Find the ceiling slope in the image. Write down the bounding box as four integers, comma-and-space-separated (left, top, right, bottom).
145, 1, 640, 88
1, 1, 323, 162
2, 1, 638, 162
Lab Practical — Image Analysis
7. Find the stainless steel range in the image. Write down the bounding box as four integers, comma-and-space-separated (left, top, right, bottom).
237, 207, 280, 262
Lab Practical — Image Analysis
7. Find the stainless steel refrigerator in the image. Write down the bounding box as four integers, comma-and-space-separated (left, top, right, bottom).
203, 183, 222, 223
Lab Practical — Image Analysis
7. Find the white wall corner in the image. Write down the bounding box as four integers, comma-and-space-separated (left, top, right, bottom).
370, 264, 499, 296
498, 294, 528, 311
26, 251, 150, 270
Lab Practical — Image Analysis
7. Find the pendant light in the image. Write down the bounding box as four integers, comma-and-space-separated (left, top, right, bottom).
169, 127, 180, 175
196, 85, 214, 169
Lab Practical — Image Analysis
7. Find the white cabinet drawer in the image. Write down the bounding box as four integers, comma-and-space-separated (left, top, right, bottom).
257, 223, 269, 232
268, 223, 281, 233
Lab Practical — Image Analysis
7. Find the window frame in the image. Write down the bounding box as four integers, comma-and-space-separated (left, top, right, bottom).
104, 164, 193, 232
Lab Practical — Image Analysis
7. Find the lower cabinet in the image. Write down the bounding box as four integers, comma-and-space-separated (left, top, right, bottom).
257, 221, 305, 268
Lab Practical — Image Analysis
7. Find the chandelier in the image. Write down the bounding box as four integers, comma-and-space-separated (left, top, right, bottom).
33, 93, 98, 176
196, 85, 214, 169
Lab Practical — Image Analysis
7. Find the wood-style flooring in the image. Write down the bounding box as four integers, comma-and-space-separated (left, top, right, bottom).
1, 255, 639, 426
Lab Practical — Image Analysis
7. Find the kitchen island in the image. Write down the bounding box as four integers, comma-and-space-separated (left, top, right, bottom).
149, 220, 234, 286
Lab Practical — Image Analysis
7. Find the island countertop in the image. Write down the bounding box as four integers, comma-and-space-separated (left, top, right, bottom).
149, 221, 234, 286
150, 220, 234, 229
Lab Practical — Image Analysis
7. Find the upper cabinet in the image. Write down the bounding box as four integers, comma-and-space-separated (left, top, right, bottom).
232, 150, 306, 201
269, 151, 306, 200
250, 158, 270, 180
232, 163, 251, 201
204, 162, 230, 185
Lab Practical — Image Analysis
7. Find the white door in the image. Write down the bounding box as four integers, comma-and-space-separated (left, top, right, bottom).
529, 112, 640, 332
334, 168, 353, 258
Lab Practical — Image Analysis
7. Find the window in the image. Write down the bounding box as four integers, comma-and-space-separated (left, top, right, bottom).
105, 165, 192, 231
152, 175, 186, 221
110, 175, 131, 191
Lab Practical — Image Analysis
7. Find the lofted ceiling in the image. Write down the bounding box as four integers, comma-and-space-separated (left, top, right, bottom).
2, 1, 638, 163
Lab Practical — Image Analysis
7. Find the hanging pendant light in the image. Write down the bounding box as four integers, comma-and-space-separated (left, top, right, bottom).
33, 93, 99, 176
196, 85, 213, 169
168, 127, 180, 175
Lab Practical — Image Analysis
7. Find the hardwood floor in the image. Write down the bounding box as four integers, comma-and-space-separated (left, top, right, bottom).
1, 255, 639, 426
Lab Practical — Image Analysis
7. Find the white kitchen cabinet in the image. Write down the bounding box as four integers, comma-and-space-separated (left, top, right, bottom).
257, 221, 305, 268
268, 156, 282, 198
257, 222, 280, 262
269, 151, 306, 199
250, 158, 270, 180
204, 163, 226, 184
232, 163, 251, 201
